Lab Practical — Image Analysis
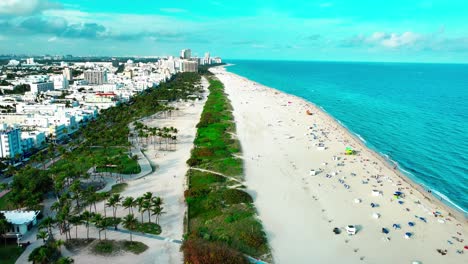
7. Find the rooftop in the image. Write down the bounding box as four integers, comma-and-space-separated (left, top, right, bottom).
0, 210, 39, 225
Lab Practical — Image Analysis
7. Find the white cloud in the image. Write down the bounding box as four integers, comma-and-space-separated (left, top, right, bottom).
0, 0, 61, 16
381, 32, 421, 48
343, 31, 423, 49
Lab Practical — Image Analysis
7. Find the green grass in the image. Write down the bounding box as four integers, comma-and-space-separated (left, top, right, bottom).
185, 77, 270, 261
110, 183, 128, 194
92, 240, 115, 254
94, 148, 141, 175
122, 241, 148, 254
0, 192, 15, 210
91, 240, 148, 255
129, 222, 162, 235
0, 244, 25, 264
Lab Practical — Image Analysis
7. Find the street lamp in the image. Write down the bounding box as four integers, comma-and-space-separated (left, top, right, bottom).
16, 233, 20, 247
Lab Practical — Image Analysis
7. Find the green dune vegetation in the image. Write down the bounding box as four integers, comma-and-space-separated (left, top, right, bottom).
183, 77, 271, 263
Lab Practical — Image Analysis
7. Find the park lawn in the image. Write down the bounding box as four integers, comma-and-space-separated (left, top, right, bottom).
0, 244, 25, 264
0, 192, 15, 210
184, 78, 270, 261
52, 147, 140, 176
94, 148, 141, 175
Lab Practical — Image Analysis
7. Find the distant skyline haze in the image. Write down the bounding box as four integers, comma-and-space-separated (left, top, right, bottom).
0, 0, 468, 62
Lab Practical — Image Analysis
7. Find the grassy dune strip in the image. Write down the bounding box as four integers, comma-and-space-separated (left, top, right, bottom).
184, 78, 270, 263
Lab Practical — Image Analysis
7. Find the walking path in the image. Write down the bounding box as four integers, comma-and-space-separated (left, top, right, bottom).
188, 167, 243, 184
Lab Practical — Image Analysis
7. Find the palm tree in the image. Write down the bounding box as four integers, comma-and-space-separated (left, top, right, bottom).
122, 214, 138, 242
122, 197, 135, 215
106, 193, 122, 230
28, 246, 49, 264
81, 211, 92, 241
151, 197, 164, 225
92, 213, 104, 241
86, 192, 98, 213
135, 197, 145, 223
36, 230, 48, 243
52, 239, 64, 254
143, 192, 153, 201
39, 217, 55, 238
69, 215, 83, 239
142, 200, 152, 223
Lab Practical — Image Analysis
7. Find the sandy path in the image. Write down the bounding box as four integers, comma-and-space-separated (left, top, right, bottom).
211, 67, 468, 264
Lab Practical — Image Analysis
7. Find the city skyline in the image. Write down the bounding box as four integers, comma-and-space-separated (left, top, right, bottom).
1, 0, 468, 63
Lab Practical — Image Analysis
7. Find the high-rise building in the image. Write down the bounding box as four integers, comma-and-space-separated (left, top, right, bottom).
181, 60, 198, 73
84, 70, 108, 85
50, 75, 69, 89
29, 82, 54, 94
180, 49, 192, 59
26, 58, 35, 65
63, 67, 73, 81
0, 126, 22, 159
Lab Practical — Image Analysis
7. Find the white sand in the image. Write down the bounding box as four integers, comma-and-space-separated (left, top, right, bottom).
60, 78, 209, 264
211, 66, 468, 264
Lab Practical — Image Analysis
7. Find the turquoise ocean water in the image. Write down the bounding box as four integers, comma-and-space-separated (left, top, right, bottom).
227, 60, 468, 215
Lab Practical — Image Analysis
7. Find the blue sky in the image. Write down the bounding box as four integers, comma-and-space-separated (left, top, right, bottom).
0, 0, 468, 62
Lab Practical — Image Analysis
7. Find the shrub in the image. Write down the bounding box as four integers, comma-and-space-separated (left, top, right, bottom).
92, 240, 114, 254
187, 157, 202, 167
222, 189, 253, 204
183, 239, 249, 264
194, 147, 214, 158
240, 230, 267, 250
184, 188, 210, 199
123, 241, 148, 255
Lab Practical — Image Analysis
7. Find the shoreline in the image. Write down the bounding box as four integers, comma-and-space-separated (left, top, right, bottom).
223, 64, 467, 221
212, 65, 468, 263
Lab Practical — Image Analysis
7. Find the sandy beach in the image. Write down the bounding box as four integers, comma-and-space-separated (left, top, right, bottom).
57, 77, 209, 264
211, 66, 468, 264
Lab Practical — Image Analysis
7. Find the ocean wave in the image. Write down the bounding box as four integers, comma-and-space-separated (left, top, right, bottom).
353, 133, 367, 143
399, 167, 416, 177
432, 190, 468, 214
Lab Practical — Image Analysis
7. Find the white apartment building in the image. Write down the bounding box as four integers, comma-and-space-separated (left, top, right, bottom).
0, 126, 22, 159
50, 75, 69, 90
63, 67, 73, 81
30, 82, 54, 94
21, 131, 46, 148
84, 70, 108, 85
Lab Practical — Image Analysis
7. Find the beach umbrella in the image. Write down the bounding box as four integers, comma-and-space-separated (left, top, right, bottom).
405, 232, 412, 239
392, 224, 401, 229
408, 222, 415, 227
382, 228, 389, 234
